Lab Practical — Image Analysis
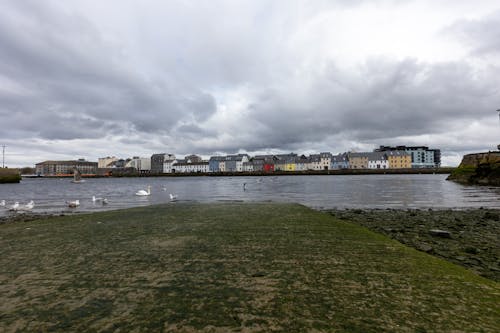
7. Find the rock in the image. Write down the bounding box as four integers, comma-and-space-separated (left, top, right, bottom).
464, 246, 479, 254
429, 229, 452, 238
417, 243, 434, 253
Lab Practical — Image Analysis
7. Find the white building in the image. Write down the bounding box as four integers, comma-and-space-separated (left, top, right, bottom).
368, 152, 389, 169
163, 154, 177, 173
98, 156, 118, 168
126, 157, 151, 172
307, 155, 322, 170
173, 161, 209, 173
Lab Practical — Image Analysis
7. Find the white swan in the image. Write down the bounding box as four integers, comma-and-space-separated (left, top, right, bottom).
92, 196, 103, 202
169, 193, 178, 201
135, 186, 151, 196
0, 200, 5, 207
67, 200, 80, 208
9, 202, 19, 211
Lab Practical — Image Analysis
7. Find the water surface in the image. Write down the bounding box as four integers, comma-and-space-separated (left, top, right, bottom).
0, 174, 499, 216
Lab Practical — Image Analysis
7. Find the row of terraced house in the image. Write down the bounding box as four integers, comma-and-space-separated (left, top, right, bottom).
35, 145, 440, 176
139, 145, 440, 174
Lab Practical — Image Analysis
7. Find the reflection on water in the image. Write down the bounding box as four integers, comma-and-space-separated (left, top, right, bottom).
0, 174, 499, 216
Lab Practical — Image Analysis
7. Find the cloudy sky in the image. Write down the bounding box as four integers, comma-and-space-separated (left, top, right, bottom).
1, 0, 500, 167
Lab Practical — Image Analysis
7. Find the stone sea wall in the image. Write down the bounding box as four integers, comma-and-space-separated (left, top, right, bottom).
447, 151, 500, 186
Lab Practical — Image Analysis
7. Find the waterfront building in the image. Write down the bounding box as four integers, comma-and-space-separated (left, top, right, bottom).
319, 152, 333, 170
98, 156, 118, 168
253, 155, 276, 172
348, 152, 369, 169
386, 151, 412, 169
242, 161, 254, 172
151, 153, 175, 174
163, 157, 178, 173
209, 156, 225, 172
224, 154, 249, 172
375, 146, 440, 168
35, 159, 97, 176
307, 154, 322, 170
173, 161, 209, 173
294, 155, 309, 171
331, 153, 349, 169
367, 152, 389, 169
126, 157, 151, 173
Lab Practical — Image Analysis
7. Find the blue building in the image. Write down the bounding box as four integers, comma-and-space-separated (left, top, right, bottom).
331, 153, 349, 169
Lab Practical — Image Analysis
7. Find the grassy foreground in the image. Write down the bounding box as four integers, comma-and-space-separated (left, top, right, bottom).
0, 204, 498, 332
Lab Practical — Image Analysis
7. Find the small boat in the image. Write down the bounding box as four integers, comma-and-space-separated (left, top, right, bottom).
71, 168, 85, 184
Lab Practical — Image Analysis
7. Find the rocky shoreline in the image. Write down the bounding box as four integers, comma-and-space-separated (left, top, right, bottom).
327, 208, 500, 281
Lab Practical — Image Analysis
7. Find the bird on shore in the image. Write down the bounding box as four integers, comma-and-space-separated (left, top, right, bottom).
9, 202, 19, 211
92, 196, 108, 205
67, 200, 80, 208
22, 200, 35, 211
169, 193, 178, 202
135, 186, 151, 196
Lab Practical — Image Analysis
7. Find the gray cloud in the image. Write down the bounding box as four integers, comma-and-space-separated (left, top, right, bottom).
0, 0, 499, 167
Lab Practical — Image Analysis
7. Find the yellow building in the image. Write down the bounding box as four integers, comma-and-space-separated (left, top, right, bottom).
348, 153, 369, 169
387, 151, 412, 169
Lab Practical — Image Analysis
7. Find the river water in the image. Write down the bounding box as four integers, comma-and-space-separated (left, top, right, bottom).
0, 174, 499, 216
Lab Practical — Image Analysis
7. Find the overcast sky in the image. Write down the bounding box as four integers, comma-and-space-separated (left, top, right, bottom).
1, 0, 500, 167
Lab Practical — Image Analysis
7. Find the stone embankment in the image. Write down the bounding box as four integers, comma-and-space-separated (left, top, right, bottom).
447, 151, 500, 186
0, 168, 21, 183
328, 208, 500, 281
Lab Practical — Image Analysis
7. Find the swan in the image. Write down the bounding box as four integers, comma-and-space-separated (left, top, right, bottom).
169, 193, 178, 201
135, 186, 151, 196
9, 202, 19, 211
92, 196, 104, 202
102, 198, 109, 205
0, 200, 5, 207
67, 200, 80, 208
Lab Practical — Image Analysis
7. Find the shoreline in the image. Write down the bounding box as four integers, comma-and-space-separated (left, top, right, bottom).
24, 167, 454, 179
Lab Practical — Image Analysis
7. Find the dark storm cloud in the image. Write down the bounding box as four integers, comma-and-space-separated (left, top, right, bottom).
0, 0, 216, 141
1, 0, 500, 167
238, 57, 500, 152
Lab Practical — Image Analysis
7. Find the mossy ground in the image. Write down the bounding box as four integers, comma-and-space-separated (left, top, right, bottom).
0, 203, 498, 332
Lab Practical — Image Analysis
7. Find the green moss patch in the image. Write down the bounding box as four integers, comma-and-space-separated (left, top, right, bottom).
1, 203, 498, 332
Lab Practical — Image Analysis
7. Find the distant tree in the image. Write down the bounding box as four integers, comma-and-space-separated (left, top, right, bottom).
20, 167, 35, 174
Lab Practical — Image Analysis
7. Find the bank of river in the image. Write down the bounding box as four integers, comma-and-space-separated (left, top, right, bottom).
1, 203, 498, 332
328, 208, 500, 281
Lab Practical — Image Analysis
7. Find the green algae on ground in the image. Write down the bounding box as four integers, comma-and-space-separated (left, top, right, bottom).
0, 203, 498, 332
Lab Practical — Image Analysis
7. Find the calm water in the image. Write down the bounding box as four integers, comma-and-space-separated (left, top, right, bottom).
0, 174, 499, 216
